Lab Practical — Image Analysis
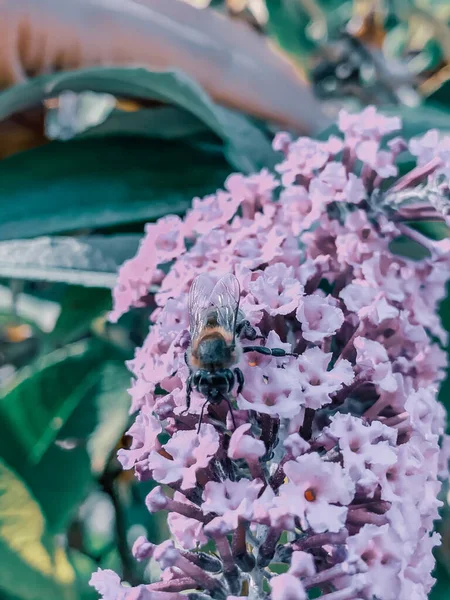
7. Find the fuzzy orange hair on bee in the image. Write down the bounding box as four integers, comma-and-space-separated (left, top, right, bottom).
183, 273, 298, 433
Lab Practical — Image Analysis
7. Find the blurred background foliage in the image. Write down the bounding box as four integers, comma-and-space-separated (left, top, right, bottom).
0, 0, 450, 598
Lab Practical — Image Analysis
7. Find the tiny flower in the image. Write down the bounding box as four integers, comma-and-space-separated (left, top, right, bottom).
284, 433, 310, 458
289, 551, 316, 577
278, 185, 319, 234
202, 479, 264, 532
148, 424, 219, 490
117, 406, 162, 471
226, 169, 278, 210
338, 106, 401, 142
248, 263, 304, 316
132, 536, 155, 561
167, 493, 208, 549
237, 364, 303, 418
184, 191, 241, 235
347, 524, 403, 600
89, 569, 135, 600
322, 414, 398, 495
354, 337, 398, 392
286, 347, 354, 409
274, 453, 354, 532
276, 137, 330, 185
356, 140, 398, 178
228, 423, 265, 461
296, 294, 344, 343
270, 574, 307, 600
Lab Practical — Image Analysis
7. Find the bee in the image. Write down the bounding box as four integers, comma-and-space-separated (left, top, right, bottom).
184, 272, 297, 431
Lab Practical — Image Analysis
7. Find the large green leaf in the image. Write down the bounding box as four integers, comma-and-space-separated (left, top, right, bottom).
23, 359, 130, 533
0, 235, 141, 288
48, 286, 112, 348
0, 341, 110, 463
0, 343, 131, 533
0, 66, 277, 173
80, 106, 210, 141
0, 459, 76, 600
0, 137, 230, 240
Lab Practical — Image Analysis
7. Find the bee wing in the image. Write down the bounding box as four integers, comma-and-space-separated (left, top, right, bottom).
209, 273, 241, 339
188, 273, 216, 342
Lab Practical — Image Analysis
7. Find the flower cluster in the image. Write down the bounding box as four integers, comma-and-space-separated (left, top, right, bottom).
92, 107, 450, 600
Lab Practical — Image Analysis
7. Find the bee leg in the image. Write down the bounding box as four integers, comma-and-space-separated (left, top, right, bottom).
242, 346, 298, 358
197, 399, 209, 434
234, 367, 245, 395
224, 368, 235, 393
181, 374, 193, 415
236, 319, 264, 341
184, 351, 189, 367
223, 395, 237, 430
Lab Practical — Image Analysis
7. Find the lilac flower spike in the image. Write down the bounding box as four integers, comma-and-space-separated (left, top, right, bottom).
91, 107, 450, 600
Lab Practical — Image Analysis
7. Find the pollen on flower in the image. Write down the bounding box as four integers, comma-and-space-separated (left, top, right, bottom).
304, 488, 316, 502
91, 106, 450, 600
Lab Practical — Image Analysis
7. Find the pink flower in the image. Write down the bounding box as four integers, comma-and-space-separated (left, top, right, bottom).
167, 493, 208, 549
289, 551, 316, 577
354, 337, 398, 392
226, 168, 278, 212
286, 347, 354, 409
309, 162, 366, 204
322, 413, 398, 495
98, 108, 450, 600
296, 294, 344, 343
228, 423, 265, 461
270, 574, 307, 600
132, 536, 154, 561
148, 424, 219, 490
338, 106, 401, 142
356, 140, 398, 178
248, 263, 303, 316
274, 454, 354, 532
347, 524, 403, 600
117, 406, 161, 471
184, 190, 241, 235
340, 280, 399, 325
237, 364, 303, 418
276, 137, 331, 185
278, 185, 319, 234
202, 479, 264, 532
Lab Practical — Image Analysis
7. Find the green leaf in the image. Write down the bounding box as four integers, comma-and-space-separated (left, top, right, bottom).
389, 235, 431, 260
0, 66, 277, 173
0, 347, 131, 533
63, 361, 131, 476
80, 106, 209, 141
0, 235, 141, 287
0, 137, 230, 240
69, 551, 99, 600
0, 458, 76, 600
0, 341, 110, 463
48, 286, 112, 348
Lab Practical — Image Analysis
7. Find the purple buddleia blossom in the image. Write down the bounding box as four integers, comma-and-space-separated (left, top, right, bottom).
91, 107, 450, 600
